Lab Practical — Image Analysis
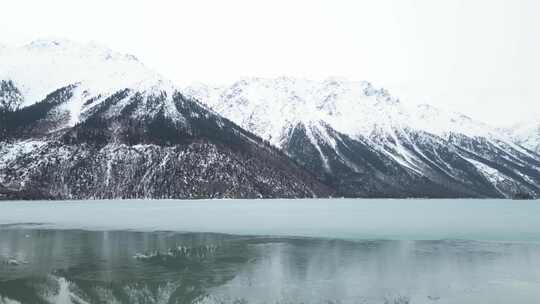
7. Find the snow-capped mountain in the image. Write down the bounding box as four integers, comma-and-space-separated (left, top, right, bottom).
186, 77, 540, 198
2, 39, 538, 199
0, 40, 330, 199
0, 39, 167, 108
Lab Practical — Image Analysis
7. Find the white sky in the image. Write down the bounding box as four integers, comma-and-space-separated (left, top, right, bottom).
1, 0, 538, 126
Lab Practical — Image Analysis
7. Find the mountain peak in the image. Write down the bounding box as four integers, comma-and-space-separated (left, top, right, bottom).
21, 38, 141, 63
0, 38, 165, 108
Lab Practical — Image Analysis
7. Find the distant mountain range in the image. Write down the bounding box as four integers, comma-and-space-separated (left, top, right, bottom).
185, 78, 540, 198
1, 40, 539, 199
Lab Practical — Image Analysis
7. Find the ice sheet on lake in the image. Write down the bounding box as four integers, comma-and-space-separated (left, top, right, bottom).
1, 199, 540, 242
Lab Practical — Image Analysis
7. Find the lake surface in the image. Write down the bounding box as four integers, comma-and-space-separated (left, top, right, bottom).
1, 199, 540, 303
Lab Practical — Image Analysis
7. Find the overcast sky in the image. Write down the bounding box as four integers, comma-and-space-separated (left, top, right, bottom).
1, 0, 538, 126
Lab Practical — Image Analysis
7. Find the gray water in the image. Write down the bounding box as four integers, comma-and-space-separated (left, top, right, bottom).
1, 199, 540, 303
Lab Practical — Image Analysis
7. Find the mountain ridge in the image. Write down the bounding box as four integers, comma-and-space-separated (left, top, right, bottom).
186, 77, 540, 198
1, 39, 539, 199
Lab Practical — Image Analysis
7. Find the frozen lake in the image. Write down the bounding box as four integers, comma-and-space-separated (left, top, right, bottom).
1, 199, 540, 303
1, 199, 540, 241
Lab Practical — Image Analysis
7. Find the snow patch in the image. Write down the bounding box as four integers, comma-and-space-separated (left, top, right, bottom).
465, 157, 508, 187
0, 140, 47, 168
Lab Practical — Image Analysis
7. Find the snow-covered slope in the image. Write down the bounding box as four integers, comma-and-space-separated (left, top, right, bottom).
186, 77, 515, 143
0, 39, 179, 127
506, 120, 540, 154
0, 40, 330, 199
186, 77, 540, 198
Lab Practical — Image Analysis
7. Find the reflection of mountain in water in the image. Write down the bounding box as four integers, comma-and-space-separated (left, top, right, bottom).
0, 229, 252, 304
0, 273, 222, 304
1, 229, 540, 303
